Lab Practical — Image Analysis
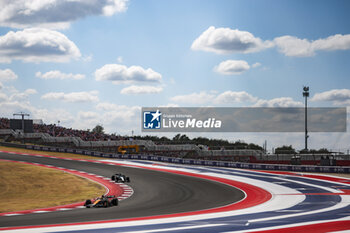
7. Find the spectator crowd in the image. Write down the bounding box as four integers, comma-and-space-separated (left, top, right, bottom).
0, 117, 123, 141
0, 118, 10, 129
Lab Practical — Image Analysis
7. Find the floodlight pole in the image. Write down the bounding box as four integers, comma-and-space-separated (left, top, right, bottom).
303, 87, 309, 151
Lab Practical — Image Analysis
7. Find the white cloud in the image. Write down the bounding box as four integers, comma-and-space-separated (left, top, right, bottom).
41, 91, 99, 103
0, 86, 37, 102
0, 85, 140, 135
252, 62, 261, 68
311, 89, 350, 105
274, 36, 315, 57
10, 88, 37, 101
36, 70, 85, 80
171, 91, 258, 105
120, 85, 163, 95
171, 91, 216, 105
0, 0, 128, 29
215, 91, 258, 104
94, 102, 141, 134
169, 78, 176, 85
0, 86, 40, 117
82, 54, 93, 62
214, 60, 250, 75
191, 26, 273, 54
117, 56, 123, 63
312, 34, 350, 51
0, 69, 18, 81
159, 103, 180, 107
253, 97, 303, 107
0, 100, 34, 116
95, 64, 162, 85
25, 89, 37, 95
33, 108, 75, 126
0, 92, 7, 102
171, 91, 304, 107
192, 26, 350, 57
0, 28, 81, 63
0, 94, 139, 135
102, 108, 138, 122
102, 0, 128, 16
274, 34, 350, 57
96, 102, 140, 112
96, 102, 121, 111
78, 111, 100, 120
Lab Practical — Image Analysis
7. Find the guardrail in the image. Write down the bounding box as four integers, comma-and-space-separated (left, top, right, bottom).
4, 143, 345, 174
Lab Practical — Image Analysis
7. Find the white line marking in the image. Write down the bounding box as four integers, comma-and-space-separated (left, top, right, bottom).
3, 213, 23, 217
249, 195, 350, 224
119, 223, 227, 233
33, 211, 50, 214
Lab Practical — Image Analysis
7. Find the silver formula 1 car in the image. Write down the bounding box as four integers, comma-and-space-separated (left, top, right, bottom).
111, 173, 130, 183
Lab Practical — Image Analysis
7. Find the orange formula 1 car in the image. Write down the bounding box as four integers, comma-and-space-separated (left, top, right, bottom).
84, 195, 118, 208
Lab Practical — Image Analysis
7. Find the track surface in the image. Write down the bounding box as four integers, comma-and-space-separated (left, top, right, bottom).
1, 151, 350, 233
0, 152, 244, 228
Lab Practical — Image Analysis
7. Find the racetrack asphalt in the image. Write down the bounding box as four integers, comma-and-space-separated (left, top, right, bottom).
0, 152, 244, 228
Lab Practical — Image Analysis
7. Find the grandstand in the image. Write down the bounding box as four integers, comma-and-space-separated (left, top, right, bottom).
0, 117, 349, 166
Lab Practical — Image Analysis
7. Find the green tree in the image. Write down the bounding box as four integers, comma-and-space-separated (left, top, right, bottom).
173, 134, 181, 141
275, 145, 296, 154
92, 124, 104, 134
247, 143, 264, 151
304, 148, 331, 154
179, 134, 190, 141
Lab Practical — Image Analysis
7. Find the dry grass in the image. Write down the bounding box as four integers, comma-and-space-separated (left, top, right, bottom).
0, 146, 106, 160
0, 161, 105, 213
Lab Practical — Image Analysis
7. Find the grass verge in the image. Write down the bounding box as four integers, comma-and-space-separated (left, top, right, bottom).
0, 161, 105, 213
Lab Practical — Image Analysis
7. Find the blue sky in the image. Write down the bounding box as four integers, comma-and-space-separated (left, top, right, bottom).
0, 0, 350, 151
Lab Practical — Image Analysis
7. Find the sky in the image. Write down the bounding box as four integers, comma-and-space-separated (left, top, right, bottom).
0, 0, 350, 152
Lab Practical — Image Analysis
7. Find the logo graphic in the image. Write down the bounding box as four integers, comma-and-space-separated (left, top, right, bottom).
143, 110, 162, 129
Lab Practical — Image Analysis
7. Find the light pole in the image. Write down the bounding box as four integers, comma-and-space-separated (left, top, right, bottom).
303, 86, 309, 151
